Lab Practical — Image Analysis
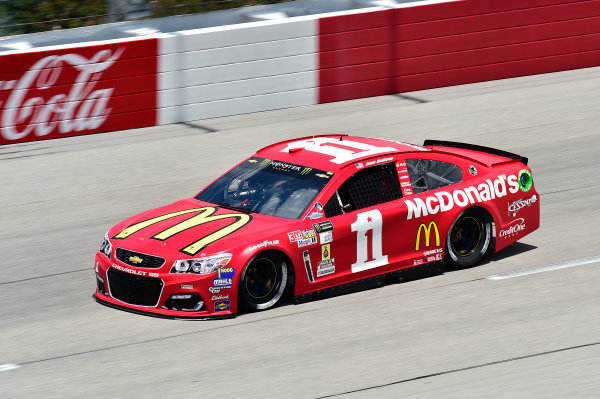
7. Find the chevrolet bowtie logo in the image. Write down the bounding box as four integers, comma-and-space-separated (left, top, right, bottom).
129, 256, 143, 264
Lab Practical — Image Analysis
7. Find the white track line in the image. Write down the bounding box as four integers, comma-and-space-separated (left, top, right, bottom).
0, 363, 21, 372
486, 255, 600, 280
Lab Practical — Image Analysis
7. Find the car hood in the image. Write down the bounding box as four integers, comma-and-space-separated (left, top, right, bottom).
108, 198, 285, 259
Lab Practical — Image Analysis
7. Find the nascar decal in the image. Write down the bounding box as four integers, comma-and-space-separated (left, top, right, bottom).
405, 174, 522, 220
113, 207, 252, 255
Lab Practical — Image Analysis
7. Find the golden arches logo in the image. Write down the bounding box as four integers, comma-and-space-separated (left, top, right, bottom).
113, 207, 252, 256
415, 221, 440, 251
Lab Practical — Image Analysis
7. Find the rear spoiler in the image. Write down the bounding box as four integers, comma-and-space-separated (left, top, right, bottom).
423, 139, 528, 166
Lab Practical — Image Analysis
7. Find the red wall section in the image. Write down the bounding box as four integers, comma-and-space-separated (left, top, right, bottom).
318, 0, 600, 102
318, 10, 394, 103
0, 38, 158, 145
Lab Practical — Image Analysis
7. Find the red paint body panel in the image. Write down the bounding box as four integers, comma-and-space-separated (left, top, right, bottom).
94, 136, 540, 318
0, 38, 157, 145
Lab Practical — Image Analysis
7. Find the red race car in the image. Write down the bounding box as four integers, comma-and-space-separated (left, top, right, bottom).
93, 135, 539, 318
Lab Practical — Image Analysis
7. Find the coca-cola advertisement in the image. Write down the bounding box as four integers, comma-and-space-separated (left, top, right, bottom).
0, 38, 158, 145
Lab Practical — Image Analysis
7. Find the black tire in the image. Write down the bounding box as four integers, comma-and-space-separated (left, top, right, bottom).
446, 208, 492, 269
238, 252, 288, 311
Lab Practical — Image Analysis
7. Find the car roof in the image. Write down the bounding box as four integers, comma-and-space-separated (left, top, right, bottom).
255, 135, 430, 172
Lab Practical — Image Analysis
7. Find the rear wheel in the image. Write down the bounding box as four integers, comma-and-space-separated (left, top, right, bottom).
446, 208, 492, 269
238, 252, 288, 311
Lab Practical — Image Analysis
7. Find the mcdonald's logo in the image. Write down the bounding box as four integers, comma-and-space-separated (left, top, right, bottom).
415, 221, 440, 251
113, 206, 252, 256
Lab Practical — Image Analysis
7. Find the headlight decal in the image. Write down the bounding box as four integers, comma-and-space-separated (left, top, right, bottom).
171, 253, 232, 275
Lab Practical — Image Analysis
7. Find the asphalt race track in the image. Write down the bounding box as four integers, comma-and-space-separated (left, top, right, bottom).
1, 67, 599, 398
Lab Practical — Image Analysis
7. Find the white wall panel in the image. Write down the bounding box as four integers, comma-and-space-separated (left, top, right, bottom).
178, 18, 316, 52
180, 54, 317, 86
180, 71, 317, 104
156, 14, 319, 125
180, 36, 316, 69
181, 88, 317, 120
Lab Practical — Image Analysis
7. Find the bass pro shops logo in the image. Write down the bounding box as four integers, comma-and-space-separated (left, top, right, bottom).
0, 48, 124, 141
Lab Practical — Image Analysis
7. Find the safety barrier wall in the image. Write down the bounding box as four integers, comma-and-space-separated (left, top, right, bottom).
157, 17, 319, 124
318, 0, 600, 102
0, 38, 158, 145
2, 0, 600, 145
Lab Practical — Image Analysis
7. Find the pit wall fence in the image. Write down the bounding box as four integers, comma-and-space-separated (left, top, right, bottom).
1, 0, 598, 145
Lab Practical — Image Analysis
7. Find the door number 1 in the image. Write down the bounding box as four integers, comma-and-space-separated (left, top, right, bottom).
351, 210, 389, 273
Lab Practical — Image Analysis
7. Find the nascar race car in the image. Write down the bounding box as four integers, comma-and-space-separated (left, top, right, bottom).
93, 135, 539, 318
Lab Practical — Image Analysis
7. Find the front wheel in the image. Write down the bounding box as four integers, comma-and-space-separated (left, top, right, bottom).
446, 208, 492, 269
238, 252, 288, 311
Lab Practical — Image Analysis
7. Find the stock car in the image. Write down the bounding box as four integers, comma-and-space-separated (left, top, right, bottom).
93, 135, 540, 318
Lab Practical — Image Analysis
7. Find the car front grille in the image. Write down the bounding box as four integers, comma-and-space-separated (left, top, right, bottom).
115, 248, 166, 269
107, 268, 163, 307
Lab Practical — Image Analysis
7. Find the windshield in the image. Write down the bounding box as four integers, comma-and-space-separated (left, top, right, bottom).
196, 157, 334, 219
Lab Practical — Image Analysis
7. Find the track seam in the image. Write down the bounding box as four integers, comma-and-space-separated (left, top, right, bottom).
314, 341, 600, 398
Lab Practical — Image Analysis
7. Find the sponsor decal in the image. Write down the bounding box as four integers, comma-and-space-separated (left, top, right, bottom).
211, 294, 229, 301
248, 159, 258, 163
269, 160, 302, 172
288, 230, 303, 242
316, 259, 335, 277
414, 258, 423, 266
208, 286, 223, 294
302, 229, 316, 239
423, 248, 443, 256
249, 239, 279, 251
469, 165, 477, 176
321, 244, 331, 261
0, 47, 128, 143
400, 175, 410, 180
297, 237, 317, 248
499, 218, 526, 238
416, 221, 440, 251
217, 266, 234, 279
181, 284, 194, 290
403, 188, 413, 196
518, 169, 533, 192
308, 212, 324, 220
313, 221, 334, 233
314, 203, 324, 212
113, 206, 252, 256
315, 174, 330, 178
214, 300, 231, 312
401, 181, 412, 188
303, 250, 314, 282
405, 174, 520, 220
213, 278, 233, 288
508, 194, 537, 217
319, 231, 333, 244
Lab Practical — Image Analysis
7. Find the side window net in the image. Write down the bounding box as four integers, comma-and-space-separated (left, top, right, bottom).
324, 162, 402, 217
406, 159, 462, 194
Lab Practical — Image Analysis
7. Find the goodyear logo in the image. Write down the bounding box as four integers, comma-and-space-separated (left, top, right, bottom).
214, 300, 231, 312
129, 256, 143, 264
416, 221, 440, 251
217, 266, 234, 278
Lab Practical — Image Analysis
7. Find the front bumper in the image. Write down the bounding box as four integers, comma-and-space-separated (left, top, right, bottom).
94, 253, 236, 318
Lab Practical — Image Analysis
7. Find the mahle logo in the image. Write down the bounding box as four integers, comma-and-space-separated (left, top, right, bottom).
416, 221, 440, 251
